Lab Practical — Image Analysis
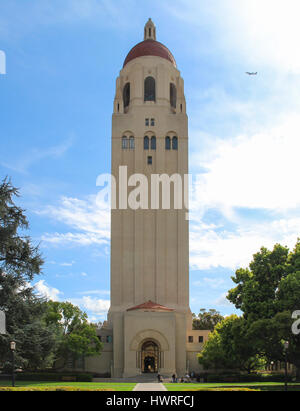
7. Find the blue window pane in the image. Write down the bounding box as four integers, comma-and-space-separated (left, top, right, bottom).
151, 136, 156, 150
172, 137, 178, 150
144, 136, 149, 150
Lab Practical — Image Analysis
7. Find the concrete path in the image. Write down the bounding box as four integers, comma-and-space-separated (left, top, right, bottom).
133, 383, 167, 391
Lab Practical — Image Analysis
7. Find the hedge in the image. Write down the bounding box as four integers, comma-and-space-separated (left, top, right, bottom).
191, 388, 260, 392
15, 373, 93, 382
0, 387, 113, 392
206, 373, 294, 383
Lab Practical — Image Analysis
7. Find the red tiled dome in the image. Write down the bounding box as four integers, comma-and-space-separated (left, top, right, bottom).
123, 39, 176, 68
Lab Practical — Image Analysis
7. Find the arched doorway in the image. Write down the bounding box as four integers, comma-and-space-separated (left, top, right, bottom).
141, 341, 160, 373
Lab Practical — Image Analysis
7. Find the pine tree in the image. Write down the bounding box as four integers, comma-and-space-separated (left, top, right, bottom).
0, 178, 56, 370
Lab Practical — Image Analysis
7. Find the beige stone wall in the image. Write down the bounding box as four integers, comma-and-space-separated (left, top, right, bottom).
85, 350, 112, 375
108, 53, 191, 377
123, 311, 176, 377
186, 330, 211, 374
110, 56, 189, 315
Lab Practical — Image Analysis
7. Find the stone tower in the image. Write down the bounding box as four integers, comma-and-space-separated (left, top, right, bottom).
106, 19, 200, 378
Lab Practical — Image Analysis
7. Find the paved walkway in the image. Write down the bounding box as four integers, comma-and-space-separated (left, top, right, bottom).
133, 383, 167, 391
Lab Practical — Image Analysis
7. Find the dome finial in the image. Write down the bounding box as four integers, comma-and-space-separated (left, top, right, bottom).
144, 18, 156, 41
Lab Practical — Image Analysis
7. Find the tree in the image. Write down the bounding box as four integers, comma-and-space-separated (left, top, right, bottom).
228, 240, 300, 376
193, 309, 224, 331
0, 178, 55, 370
228, 244, 289, 322
198, 315, 263, 373
44, 301, 102, 367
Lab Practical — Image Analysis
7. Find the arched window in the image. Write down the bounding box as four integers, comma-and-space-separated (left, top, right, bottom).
122, 137, 128, 149
165, 136, 171, 150
170, 83, 177, 109
151, 136, 156, 150
129, 136, 135, 150
144, 136, 149, 150
144, 77, 156, 102
172, 136, 178, 150
123, 83, 130, 109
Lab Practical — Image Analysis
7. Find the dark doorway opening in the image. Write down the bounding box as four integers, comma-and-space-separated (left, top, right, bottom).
141, 341, 159, 373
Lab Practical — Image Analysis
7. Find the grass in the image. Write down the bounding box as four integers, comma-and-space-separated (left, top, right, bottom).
164, 382, 300, 392
0, 381, 135, 391
1, 380, 300, 391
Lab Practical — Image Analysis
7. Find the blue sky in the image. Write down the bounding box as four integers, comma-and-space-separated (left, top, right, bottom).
1, 0, 300, 322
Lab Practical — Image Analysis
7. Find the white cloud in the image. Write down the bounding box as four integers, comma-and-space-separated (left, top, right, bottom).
214, 293, 233, 307
41, 232, 109, 246
191, 113, 300, 213
60, 261, 75, 267
190, 216, 300, 271
76, 290, 110, 296
34, 280, 62, 301
194, 278, 226, 289
39, 195, 110, 247
165, 0, 300, 73
188, 112, 300, 270
71, 296, 110, 316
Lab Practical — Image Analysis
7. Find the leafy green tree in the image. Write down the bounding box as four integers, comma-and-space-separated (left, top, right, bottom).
228, 241, 300, 376
44, 301, 102, 367
198, 315, 263, 373
0, 178, 55, 370
228, 244, 289, 322
193, 309, 224, 331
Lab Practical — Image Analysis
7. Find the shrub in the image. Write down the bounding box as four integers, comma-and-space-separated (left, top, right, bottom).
186, 388, 260, 392
206, 374, 242, 383
15, 373, 93, 382
0, 387, 113, 391
205, 373, 294, 383
259, 373, 293, 383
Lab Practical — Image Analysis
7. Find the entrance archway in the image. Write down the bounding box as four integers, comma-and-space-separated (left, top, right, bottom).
141, 341, 160, 373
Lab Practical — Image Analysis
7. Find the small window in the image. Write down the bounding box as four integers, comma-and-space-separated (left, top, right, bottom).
129, 136, 135, 150
122, 137, 128, 149
144, 136, 149, 150
98, 336, 102, 342
172, 136, 178, 150
151, 118, 155, 126
165, 136, 171, 150
145, 118, 150, 127
151, 136, 156, 150
106, 336, 112, 343
188, 336, 194, 343
148, 156, 152, 165
199, 336, 204, 343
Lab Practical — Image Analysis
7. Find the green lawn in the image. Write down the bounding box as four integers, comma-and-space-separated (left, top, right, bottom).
0, 381, 135, 391
1, 380, 300, 391
164, 382, 300, 391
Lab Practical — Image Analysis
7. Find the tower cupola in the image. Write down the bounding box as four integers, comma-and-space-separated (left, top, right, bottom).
144, 18, 156, 41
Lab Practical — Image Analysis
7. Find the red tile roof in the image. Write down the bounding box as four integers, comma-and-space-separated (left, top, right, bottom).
127, 300, 174, 312
123, 40, 176, 68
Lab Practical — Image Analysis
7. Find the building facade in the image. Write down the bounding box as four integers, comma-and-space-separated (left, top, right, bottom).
86, 19, 207, 378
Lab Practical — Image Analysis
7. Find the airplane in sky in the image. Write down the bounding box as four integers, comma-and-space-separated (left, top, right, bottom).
246, 72, 258, 76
